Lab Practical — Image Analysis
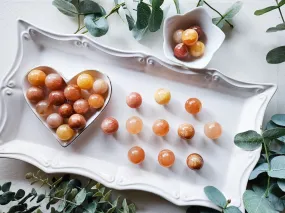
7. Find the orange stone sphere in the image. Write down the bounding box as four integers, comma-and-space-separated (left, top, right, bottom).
126, 92, 142, 108
185, 98, 202, 114
152, 119, 169, 136
158, 149, 175, 168
101, 117, 119, 134
88, 94, 104, 109
128, 146, 145, 164
189, 41, 205, 57
204, 122, 222, 139
178, 123, 195, 139
186, 153, 204, 170
28, 69, 46, 86
182, 29, 198, 46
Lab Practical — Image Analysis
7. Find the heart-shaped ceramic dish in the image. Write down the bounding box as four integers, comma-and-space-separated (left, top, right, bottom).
22, 66, 112, 147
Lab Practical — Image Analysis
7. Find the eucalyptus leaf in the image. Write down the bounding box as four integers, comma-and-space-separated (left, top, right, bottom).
100, 190, 111, 202
57, 200, 66, 212
85, 201, 97, 213
224, 206, 242, 213
122, 199, 129, 213
249, 163, 269, 180
267, 46, 285, 64
152, 0, 164, 9
267, 184, 285, 211
223, 1, 243, 19
126, 15, 135, 31
148, 7, 163, 32
75, 188, 87, 205
212, 17, 225, 28
204, 186, 227, 208
0, 192, 15, 205
79, 0, 101, 15
173, 0, 180, 14
254, 6, 278, 16
234, 130, 263, 151
37, 194, 45, 203
267, 23, 285, 32
36, 209, 43, 213
266, 120, 285, 142
268, 156, 285, 178
128, 203, 136, 213
243, 190, 278, 213
277, 180, 285, 192
2, 182, 11, 192
8, 204, 27, 213
272, 114, 285, 126
67, 188, 78, 201
22, 205, 40, 213
52, 0, 78, 17
107, 207, 116, 213
197, 0, 205, 7
136, 2, 151, 30
279, 0, 285, 7
15, 189, 25, 200
84, 15, 109, 37
263, 128, 285, 139
132, 26, 148, 40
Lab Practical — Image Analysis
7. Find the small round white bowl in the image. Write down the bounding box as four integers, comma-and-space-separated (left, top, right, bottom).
163, 7, 225, 69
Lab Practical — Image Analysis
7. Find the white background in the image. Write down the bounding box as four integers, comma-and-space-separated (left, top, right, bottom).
0, 0, 285, 212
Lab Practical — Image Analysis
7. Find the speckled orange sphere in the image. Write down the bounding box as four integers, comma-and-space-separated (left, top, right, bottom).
189, 41, 205, 57
46, 113, 63, 129
26, 86, 45, 103
77, 73, 94, 90
204, 122, 222, 139
36, 100, 51, 116
158, 149, 175, 168
126, 92, 142, 108
152, 119, 169, 136
68, 114, 86, 130
93, 79, 108, 94
58, 103, 73, 118
64, 84, 81, 101
185, 98, 202, 114
28, 69, 46, 86
178, 123, 195, 139
128, 146, 145, 164
101, 117, 119, 134
49, 90, 66, 106
154, 89, 171, 105
88, 94, 104, 109
186, 153, 204, 170
73, 99, 89, 114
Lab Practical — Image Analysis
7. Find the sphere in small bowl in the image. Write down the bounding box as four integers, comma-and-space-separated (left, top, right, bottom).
26, 86, 45, 103
27, 69, 46, 86
154, 88, 171, 105
185, 98, 202, 114
189, 41, 205, 57
126, 116, 143, 134
152, 119, 169, 136
174, 43, 189, 60
204, 122, 222, 139
46, 113, 63, 129
93, 79, 108, 94
189, 25, 204, 38
126, 92, 142, 108
101, 117, 119, 134
64, 84, 81, 101
36, 100, 51, 116
45, 73, 64, 90
186, 153, 204, 170
173, 29, 184, 44
77, 73, 94, 90
73, 99, 89, 114
128, 146, 145, 164
58, 103, 73, 118
49, 90, 66, 106
68, 114, 86, 130
88, 94, 104, 109
56, 124, 75, 141
182, 29, 198, 46
178, 123, 195, 139
158, 149, 175, 168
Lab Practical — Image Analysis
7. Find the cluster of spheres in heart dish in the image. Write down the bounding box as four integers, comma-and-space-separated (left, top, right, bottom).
25, 69, 222, 170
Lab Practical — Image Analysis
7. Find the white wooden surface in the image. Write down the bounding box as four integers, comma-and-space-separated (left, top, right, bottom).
0, 0, 285, 212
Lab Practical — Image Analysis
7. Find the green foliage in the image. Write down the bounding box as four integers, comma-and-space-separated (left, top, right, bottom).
234, 130, 263, 151
136, 2, 151, 30
0, 170, 136, 213
254, 0, 285, 64
84, 15, 109, 37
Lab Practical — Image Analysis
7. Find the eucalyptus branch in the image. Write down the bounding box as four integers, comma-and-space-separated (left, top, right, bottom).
26, 171, 53, 188
263, 138, 271, 197
105, 2, 126, 19
276, 0, 285, 23
203, 1, 234, 28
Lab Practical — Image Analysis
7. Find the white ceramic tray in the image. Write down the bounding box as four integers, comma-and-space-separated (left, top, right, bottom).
0, 20, 277, 211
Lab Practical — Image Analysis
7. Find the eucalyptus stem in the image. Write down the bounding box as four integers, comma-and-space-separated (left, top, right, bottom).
196, 0, 202, 7
263, 139, 271, 197
203, 1, 234, 28
74, 0, 81, 34
105, 2, 126, 19
32, 173, 52, 188
276, 0, 285, 23
75, 25, 86, 34
82, 30, 88, 34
